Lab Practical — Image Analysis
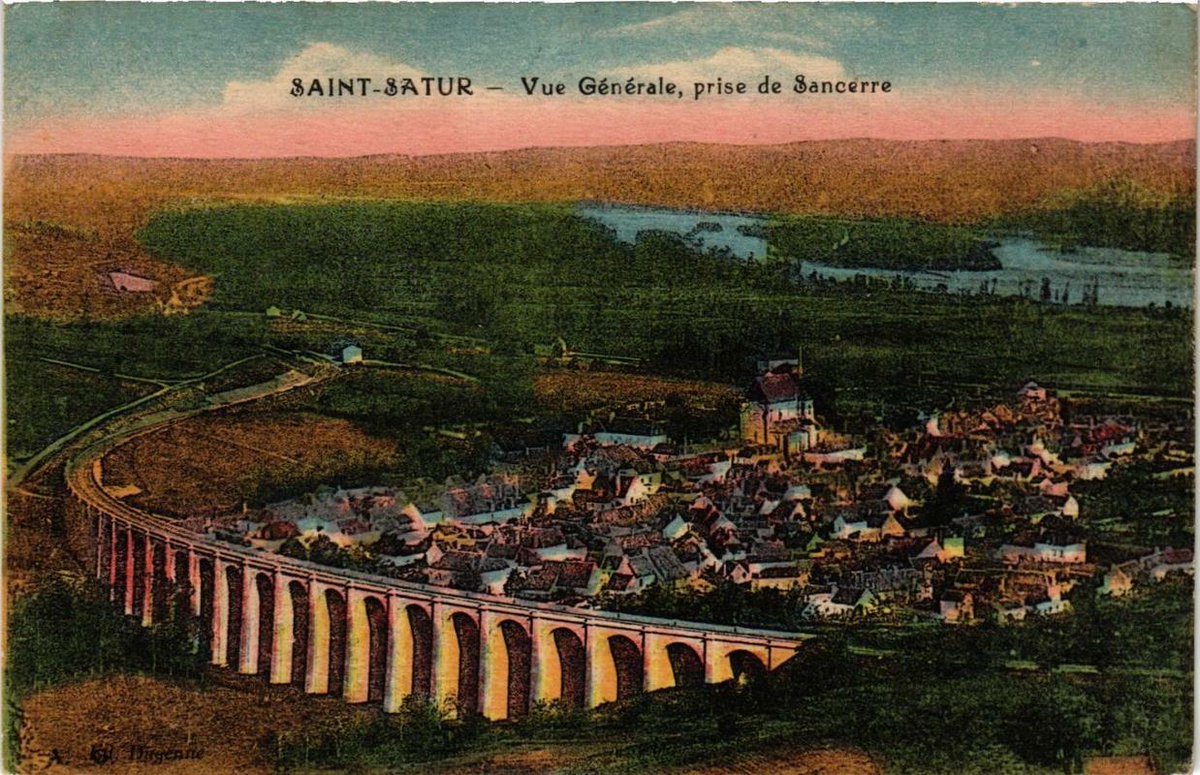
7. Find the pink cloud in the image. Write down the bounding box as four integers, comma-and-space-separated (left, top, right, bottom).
7, 90, 1194, 158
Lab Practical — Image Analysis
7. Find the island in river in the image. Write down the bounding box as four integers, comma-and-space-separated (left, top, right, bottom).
745, 217, 1002, 272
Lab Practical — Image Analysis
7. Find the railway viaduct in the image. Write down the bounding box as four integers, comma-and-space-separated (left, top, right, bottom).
67, 443, 810, 721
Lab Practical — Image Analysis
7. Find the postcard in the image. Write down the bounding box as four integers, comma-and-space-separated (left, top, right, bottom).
3, 3, 1195, 774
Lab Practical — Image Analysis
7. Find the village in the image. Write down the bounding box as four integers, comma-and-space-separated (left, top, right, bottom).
211, 355, 1194, 628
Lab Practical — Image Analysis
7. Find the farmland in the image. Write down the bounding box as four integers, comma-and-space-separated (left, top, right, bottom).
3, 221, 204, 321
93, 359, 506, 520
533, 372, 741, 415
5, 357, 155, 461
100, 410, 404, 518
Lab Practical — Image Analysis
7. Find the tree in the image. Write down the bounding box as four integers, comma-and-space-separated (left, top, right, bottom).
924, 464, 967, 527
1005, 677, 1100, 774
503, 568, 528, 597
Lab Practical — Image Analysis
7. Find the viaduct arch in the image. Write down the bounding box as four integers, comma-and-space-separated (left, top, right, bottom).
68, 437, 811, 721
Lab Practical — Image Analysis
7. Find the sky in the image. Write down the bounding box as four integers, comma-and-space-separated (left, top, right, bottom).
4, 3, 1197, 157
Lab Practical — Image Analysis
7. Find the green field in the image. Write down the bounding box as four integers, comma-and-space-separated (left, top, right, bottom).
4, 355, 153, 460
138, 201, 1192, 398
4, 315, 271, 460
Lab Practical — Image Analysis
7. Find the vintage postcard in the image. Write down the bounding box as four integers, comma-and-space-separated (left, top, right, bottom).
3, 2, 1195, 774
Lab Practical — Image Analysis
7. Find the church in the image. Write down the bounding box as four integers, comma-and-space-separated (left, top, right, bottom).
739, 353, 821, 456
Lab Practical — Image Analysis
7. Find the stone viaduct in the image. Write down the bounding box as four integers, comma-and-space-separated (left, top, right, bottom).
67, 444, 809, 721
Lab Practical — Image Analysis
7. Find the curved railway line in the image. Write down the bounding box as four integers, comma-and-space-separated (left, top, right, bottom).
59, 363, 810, 719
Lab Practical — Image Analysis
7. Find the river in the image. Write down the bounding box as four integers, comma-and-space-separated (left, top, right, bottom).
579, 204, 1193, 309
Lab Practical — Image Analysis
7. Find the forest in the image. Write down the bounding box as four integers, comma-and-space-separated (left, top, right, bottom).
755, 217, 1001, 271
999, 180, 1196, 260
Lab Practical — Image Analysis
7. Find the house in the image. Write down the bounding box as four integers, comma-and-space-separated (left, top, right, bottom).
1034, 537, 1087, 564
521, 560, 602, 599
994, 599, 1030, 623
627, 545, 691, 589
661, 513, 688, 541
615, 469, 662, 506
1101, 439, 1136, 458
598, 552, 633, 581
782, 484, 812, 502
341, 344, 364, 364
938, 591, 974, 623
295, 515, 337, 536
590, 419, 668, 450
258, 520, 300, 541
528, 528, 583, 562
1010, 495, 1063, 523
1072, 460, 1111, 480
880, 512, 910, 539
808, 586, 878, 618
883, 485, 913, 513
697, 459, 732, 484
803, 446, 867, 466
998, 535, 1086, 565
426, 550, 482, 589
750, 563, 810, 591
1038, 478, 1071, 498
1147, 548, 1194, 581
1097, 565, 1133, 597
1018, 381, 1048, 402
554, 560, 602, 596
479, 558, 515, 595
1032, 584, 1072, 616
108, 271, 158, 293
832, 510, 875, 541
401, 501, 444, 529
441, 480, 532, 526
335, 516, 379, 546
939, 536, 965, 562
602, 572, 638, 595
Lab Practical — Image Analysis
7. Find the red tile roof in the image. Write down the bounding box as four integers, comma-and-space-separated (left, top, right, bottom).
751, 372, 802, 404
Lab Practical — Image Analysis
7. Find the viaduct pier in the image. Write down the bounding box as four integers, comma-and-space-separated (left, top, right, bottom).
65, 411, 809, 721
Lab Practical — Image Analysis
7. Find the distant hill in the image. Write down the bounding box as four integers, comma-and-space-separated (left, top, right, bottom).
7, 138, 1195, 229
4, 138, 1194, 319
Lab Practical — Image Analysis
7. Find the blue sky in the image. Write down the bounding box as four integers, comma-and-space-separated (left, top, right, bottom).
5, 2, 1195, 127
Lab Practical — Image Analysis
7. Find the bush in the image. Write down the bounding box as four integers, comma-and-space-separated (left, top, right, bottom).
6, 573, 207, 767
7, 573, 206, 699
267, 695, 489, 771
